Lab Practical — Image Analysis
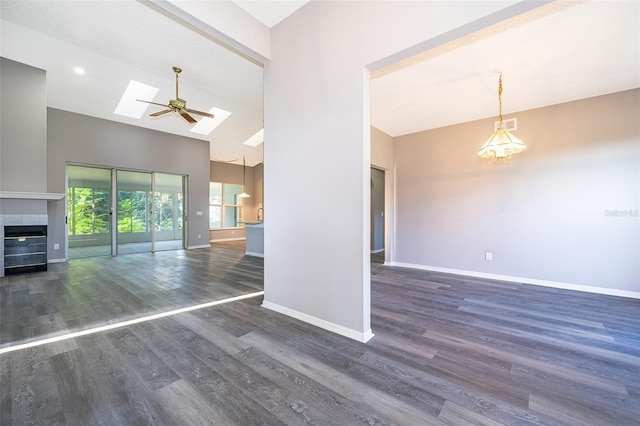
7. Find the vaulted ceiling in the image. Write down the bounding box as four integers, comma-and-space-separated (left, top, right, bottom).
1, 1, 638, 166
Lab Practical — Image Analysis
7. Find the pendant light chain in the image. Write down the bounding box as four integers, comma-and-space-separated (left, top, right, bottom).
477, 72, 526, 159
498, 73, 503, 126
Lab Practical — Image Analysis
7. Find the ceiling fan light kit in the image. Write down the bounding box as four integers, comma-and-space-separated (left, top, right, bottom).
137, 66, 214, 124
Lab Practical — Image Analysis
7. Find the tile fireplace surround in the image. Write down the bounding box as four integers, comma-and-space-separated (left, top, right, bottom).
0, 191, 64, 277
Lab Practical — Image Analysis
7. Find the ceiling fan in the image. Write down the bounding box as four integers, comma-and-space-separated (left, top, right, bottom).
137, 66, 213, 124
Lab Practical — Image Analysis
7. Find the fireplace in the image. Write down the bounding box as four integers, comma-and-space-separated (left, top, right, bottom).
3, 225, 47, 274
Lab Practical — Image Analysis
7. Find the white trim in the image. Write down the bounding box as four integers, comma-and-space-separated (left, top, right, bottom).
210, 237, 246, 243
244, 251, 264, 258
370, 248, 384, 254
0, 191, 65, 200
261, 300, 375, 343
387, 262, 640, 300
47, 258, 67, 264
186, 244, 212, 249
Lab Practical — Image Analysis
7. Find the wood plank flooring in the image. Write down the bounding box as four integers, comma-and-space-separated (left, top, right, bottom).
1, 243, 639, 425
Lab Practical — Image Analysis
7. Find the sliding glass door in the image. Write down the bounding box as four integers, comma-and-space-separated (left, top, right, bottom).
116, 170, 153, 255
154, 173, 185, 252
67, 165, 186, 258
67, 165, 113, 259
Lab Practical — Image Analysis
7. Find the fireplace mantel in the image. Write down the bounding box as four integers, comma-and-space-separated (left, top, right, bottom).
0, 191, 65, 200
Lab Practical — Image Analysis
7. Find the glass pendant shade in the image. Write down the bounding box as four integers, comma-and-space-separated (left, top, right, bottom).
477, 126, 526, 159
478, 73, 525, 159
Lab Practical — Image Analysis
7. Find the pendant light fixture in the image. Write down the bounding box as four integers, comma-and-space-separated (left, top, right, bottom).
238, 156, 250, 198
477, 73, 526, 159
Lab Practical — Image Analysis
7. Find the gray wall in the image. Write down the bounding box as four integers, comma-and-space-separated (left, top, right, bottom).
371, 167, 385, 252
263, 1, 521, 341
0, 57, 47, 192
0, 58, 50, 275
47, 108, 211, 257
394, 89, 639, 294
371, 126, 395, 263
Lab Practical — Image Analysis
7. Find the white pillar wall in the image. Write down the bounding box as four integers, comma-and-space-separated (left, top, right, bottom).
167, 0, 535, 341
262, 1, 529, 341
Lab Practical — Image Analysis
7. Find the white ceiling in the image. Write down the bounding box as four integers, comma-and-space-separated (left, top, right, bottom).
372, 1, 640, 137
0, 0, 266, 166
233, 0, 310, 28
1, 1, 638, 166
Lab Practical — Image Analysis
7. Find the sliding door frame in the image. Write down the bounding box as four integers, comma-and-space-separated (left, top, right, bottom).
66, 162, 187, 258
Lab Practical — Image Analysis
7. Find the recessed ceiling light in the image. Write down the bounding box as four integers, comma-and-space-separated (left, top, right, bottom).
190, 107, 232, 135
114, 80, 159, 119
243, 128, 264, 147
73, 67, 86, 75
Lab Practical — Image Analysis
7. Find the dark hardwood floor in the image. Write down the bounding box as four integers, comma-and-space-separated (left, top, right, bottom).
1, 242, 639, 425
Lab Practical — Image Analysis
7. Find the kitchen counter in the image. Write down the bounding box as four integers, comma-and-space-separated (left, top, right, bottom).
244, 222, 264, 257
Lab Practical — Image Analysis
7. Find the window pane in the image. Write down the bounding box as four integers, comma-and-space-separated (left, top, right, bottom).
209, 206, 222, 228
117, 190, 149, 233
94, 189, 111, 233
70, 187, 95, 235
224, 206, 242, 227
209, 182, 222, 204
154, 192, 173, 231
223, 183, 244, 205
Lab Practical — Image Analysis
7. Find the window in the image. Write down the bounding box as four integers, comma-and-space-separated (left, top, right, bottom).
67, 187, 111, 236
117, 190, 150, 233
155, 191, 183, 232
209, 182, 245, 228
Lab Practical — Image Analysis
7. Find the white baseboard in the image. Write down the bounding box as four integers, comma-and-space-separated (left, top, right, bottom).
245, 251, 264, 258
47, 258, 67, 263
210, 237, 246, 243
261, 300, 375, 343
370, 248, 384, 254
387, 261, 640, 299
186, 244, 212, 249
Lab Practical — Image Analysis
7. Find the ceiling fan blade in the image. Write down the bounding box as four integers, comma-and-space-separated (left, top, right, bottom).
179, 110, 197, 124
149, 109, 172, 117
137, 99, 169, 108
184, 108, 214, 118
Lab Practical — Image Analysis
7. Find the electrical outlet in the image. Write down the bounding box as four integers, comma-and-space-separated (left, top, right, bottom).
485, 252, 493, 261
54, 243, 60, 250
198, 234, 201, 239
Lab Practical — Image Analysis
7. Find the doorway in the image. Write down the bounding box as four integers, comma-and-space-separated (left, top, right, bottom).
371, 167, 385, 255
67, 164, 186, 259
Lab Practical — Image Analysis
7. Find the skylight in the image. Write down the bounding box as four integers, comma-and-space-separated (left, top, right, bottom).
190, 107, 232, 135
114, 80, 159, 119
243, 128, 264, 147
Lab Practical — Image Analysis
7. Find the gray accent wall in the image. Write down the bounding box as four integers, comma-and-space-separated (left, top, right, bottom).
394, 89, 640, 294
0, 57, 47, 192
47, 108, 210, 257
0, 58, 50, 276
